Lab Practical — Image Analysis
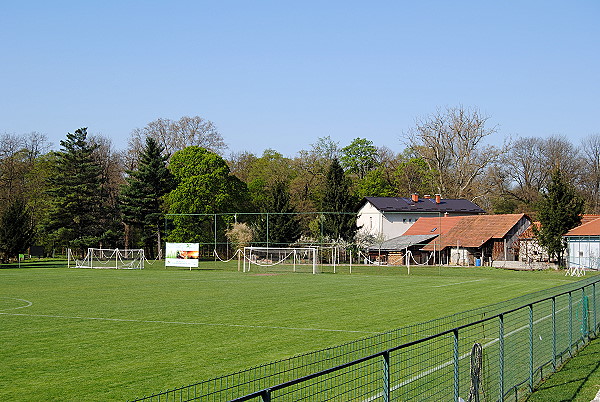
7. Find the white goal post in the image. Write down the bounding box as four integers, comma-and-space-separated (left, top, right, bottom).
68, 248, 145, 269
243, 247, 318, 274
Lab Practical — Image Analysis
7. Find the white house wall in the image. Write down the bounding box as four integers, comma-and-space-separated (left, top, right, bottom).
356, 203, 383, 236
381, 212, 427, 239
567, 236, 600, 270
357, 201, 440, 241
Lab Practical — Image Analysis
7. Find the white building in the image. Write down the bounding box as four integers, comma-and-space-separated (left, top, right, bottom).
565, 218, 600, 270
357, 194, 485, 240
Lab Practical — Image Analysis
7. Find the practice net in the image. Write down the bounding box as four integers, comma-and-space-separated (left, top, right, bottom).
69, 248, 145, 269
243, 247, 318, 274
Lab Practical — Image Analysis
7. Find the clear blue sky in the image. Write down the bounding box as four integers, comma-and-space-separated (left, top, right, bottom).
1, 1, 598, 156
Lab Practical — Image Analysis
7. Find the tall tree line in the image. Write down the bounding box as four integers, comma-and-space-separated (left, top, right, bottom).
1, 108, 600, 260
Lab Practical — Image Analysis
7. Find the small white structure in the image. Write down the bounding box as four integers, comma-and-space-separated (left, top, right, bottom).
565, 218, 600, 271
356, 194, 485, 241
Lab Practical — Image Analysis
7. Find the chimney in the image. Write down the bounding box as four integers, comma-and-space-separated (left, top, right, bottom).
424, 194, 431, 199
411, 193, 419, 203
435, 194, 442, 204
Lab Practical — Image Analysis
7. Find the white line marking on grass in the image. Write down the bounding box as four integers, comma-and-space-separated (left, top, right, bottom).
432, 279, 484, 287
0, 312, 378, 334
0, 297, 33, 311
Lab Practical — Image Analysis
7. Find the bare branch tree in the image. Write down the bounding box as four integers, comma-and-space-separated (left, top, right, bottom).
580, 134, 600, 213
126, 115, 227, 168
405, 106, 505, 198
89, 135, 125, 209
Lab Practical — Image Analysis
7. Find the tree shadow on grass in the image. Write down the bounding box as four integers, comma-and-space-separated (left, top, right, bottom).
0, 260, 66, 269
527, 341, 600, 401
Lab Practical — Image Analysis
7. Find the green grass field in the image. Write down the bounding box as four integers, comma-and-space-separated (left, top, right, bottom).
0, 259, 590, 401
527, 336, 600, 401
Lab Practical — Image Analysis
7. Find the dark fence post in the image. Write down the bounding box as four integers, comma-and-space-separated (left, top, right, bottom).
261, 389, 271, 402
383, 351, 390, 402
499, 314, 504, 400
453, 329, 459, 402
569, 291, 573, 356
552, 297, 557, 369
594, 283, 598, 335
529, 304, 534, 393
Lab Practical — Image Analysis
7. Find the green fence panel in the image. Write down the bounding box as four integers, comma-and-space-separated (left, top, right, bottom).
130, 275, 600, 402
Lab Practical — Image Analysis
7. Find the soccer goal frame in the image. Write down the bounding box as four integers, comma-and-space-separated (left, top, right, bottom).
243, 247, 318, 274
68, 248, 145, 269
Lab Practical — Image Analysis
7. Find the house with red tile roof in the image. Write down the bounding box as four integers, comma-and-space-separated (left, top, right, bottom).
357, 194, 485, 241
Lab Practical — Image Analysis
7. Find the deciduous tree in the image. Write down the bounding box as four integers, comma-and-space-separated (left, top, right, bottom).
580, 134, 600, 213
340, 138, 378, 179
290, 136, 339, 213
405, 106, 504, 198
166, 146, 250, 243
127, 116, 226, 168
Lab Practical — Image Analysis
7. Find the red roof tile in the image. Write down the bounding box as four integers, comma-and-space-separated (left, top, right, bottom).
403, 216, 464, 236
581, 215, 600, 225
422, 214, 529, 250
565, 217, 600, 236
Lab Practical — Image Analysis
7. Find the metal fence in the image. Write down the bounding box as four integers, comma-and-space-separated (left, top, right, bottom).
130, 275, 600, 401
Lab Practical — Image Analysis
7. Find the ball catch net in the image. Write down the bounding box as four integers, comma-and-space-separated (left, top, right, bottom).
243, 247, 318, 274
68, 248, 145, 269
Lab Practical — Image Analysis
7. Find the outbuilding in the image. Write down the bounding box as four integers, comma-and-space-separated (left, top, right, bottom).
565, 217, 600, 271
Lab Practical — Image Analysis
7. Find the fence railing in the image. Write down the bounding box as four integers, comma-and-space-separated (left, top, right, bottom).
130, 275, 600, 401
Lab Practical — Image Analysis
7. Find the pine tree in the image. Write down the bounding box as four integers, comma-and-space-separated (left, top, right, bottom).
321, 158, 358, 242
44, 128, 105, 252
533, 168, 584, 266
121, 137, 174, 258
255, 181, 302, 246
0, 197, 35, 262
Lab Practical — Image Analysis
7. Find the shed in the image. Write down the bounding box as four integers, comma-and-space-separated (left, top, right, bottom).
565, 218, 600, 270
367, 234, 438, 265
421, 214, 531, 265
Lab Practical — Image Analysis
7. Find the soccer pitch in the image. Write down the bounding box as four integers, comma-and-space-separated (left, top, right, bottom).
0, 261, 588, 401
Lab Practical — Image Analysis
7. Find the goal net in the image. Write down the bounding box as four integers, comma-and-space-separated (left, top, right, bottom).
69, 248, 145, 269
243, 247, 318, 274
